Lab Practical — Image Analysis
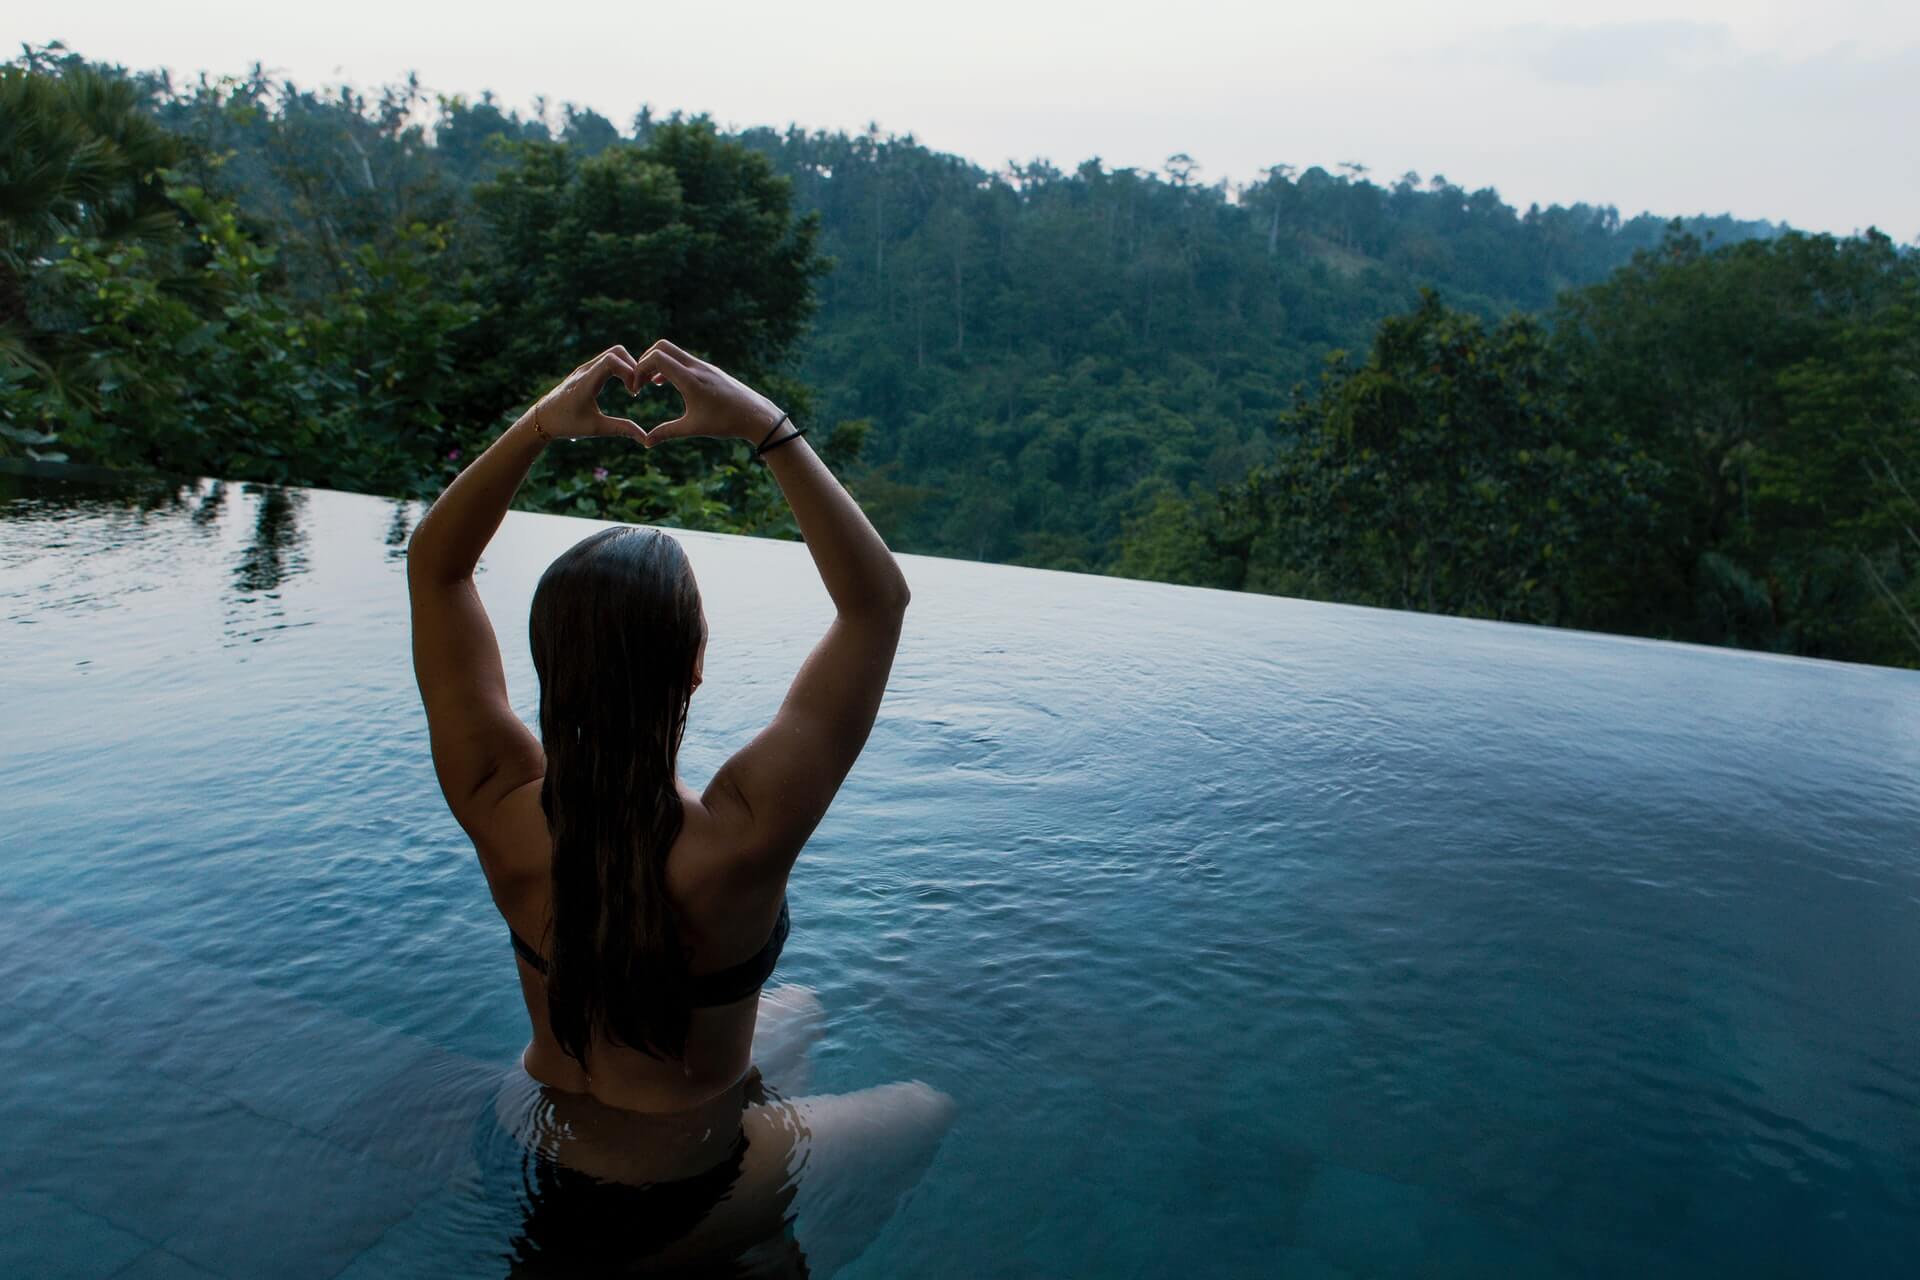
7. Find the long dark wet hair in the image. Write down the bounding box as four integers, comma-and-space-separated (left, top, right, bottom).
529, 526, 704, 1065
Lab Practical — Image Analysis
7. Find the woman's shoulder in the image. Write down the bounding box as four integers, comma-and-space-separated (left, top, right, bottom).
672, 779, 760, 883
669, 784, 789, 942
473, 776, 553, 926
478, 776, 784, 949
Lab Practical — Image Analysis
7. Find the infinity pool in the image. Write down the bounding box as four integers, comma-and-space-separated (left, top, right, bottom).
3, 468, 1918, 1277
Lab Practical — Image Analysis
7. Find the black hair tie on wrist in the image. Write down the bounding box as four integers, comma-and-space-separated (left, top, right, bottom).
754, 412, 791, 453
754, 419, 809, 461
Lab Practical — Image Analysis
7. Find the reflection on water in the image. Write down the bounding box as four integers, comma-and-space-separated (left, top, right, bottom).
193, 479, 227, 528
233, 483, 308, 597
0, 468, 315, 644
386, 499, 416, 562
222, 482, 312, 645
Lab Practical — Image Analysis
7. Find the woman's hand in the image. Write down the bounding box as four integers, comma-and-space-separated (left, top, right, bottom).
631, 339, 786, 447
530, 347, 648, 442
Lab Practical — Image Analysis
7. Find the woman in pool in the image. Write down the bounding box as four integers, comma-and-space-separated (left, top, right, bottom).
407, 340, 952, 1273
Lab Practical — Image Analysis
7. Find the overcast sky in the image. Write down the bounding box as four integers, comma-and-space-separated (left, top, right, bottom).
13, 0, 1918, 238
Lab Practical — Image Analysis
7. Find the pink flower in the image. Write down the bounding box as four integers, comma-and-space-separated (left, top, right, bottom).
446, 448, 462, 462
593, 467, 609, 482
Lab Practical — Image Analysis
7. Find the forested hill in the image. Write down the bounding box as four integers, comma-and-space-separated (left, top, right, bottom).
454, 101, 1778, 567
28, 50, 1911, 670
6, 46, 1773, 571
721, 126, 1775, 566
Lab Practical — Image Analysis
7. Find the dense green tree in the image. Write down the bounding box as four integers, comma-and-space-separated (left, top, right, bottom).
10, 47, 1781, 558
1124, 293, 1662, 625
0, 56, 474, 488
0, 62, 187, 418
446, 119, 829, 531
8, 46, 1913, 667
430, 91, 550, 186
0, 57, 832, 532
721, 125, 1774, 564
1134, 237, 1920, 667
1554, 231, 1920, 658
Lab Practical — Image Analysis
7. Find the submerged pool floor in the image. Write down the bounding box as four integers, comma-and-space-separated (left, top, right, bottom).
1, 892, 506, 1278
4, 472, 1919, 1277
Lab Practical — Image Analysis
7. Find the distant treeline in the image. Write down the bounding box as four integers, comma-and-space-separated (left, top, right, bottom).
3, 44, 1915, 665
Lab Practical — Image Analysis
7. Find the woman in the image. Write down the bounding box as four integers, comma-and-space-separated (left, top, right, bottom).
407, 340, 953, 1274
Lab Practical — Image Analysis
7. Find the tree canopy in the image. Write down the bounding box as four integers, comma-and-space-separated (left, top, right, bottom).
4, 44, 1912, 666
1121, 236, 1920, 666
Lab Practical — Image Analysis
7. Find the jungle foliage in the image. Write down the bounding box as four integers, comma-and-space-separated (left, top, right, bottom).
3, 44, 1914, 664
1119, 236, 1920, 666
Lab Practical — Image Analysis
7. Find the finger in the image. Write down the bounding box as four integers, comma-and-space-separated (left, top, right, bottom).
569, 347, 614, 377
641, 415, 699, 448
633, 347, 690, 388
591, 410, 647, 442
605, 349, 641, 391
584, 349, 640, 395
641, 340, 698, 376
605, 345, 641, 389
653, 338, 700, 367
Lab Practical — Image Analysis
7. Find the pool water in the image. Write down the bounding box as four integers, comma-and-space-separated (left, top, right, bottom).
3, 469, 1918, 1278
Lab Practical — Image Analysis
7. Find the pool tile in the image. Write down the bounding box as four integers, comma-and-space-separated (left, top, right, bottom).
185, 992, 451, 1138
107, 1247, 225, 1279
1271, 1245, 1357, 1279
318, 1043, 504, 1182
1292, 1163, 1438, 1278
1416, 1201, 1577, 1279
1294, 1161, 1584, 1280
0, 1009, 428, 1278
0, 1190, 153, 1280
154, 1119, 427, 1280
0, 1018, 241, 1240
328, 1182, 519, 1280
0, 891, 503, 1197
0, 897, 410, 1113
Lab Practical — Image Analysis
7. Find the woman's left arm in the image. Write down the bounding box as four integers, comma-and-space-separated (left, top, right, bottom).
409, 346, 644, 833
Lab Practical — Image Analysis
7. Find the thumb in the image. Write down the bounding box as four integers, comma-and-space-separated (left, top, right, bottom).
592, 411, 646, 442
641, 415, 698, 448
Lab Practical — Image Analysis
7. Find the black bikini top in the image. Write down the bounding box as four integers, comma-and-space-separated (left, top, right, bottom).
509, 896, 790, 1008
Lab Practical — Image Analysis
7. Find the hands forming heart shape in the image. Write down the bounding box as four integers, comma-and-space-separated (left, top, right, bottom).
529, 339, 786, 448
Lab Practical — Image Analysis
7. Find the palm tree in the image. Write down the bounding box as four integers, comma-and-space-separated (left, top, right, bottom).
0, 64, 186, 395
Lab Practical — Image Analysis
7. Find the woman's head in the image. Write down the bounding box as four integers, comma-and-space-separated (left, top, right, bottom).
529, 525, 706, 735
528, 526, 707, 1064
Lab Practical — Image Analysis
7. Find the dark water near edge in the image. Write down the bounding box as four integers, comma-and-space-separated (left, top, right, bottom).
2, 469, 1918, 1278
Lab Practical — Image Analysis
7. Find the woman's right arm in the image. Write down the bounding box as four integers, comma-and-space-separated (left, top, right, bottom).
634, 340, 909, 876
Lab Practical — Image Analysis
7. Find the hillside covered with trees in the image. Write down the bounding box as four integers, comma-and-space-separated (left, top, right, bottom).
3, 44, 1915, 665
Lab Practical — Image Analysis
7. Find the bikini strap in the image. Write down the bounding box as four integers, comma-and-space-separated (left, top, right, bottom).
509, 925, 548, 975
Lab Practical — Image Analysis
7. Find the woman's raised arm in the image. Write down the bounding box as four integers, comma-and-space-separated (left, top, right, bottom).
408, 346, 643, 832
633, 340, 910, 879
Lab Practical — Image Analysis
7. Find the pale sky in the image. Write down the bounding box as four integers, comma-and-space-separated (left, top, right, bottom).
13, 0, 1919, 238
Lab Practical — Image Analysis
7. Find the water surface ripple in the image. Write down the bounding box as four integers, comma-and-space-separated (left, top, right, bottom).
2, 472, 1918, 1277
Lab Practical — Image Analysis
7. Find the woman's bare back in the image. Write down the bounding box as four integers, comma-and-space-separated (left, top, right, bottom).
501, 776, 790, 1112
